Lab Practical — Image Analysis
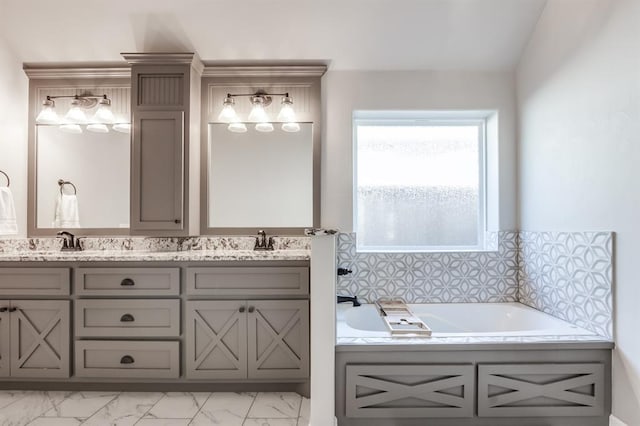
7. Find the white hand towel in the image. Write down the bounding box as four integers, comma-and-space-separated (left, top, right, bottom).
0, 187, 18, 235
53, 193, 80, 228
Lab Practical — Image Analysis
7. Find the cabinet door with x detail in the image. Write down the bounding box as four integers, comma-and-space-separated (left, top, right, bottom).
248, 300, 309, 380
9, 300, 70, 378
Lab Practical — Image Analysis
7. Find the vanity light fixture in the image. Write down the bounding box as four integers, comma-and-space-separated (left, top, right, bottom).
217, 91, 300, 133
35, 94, 129, 134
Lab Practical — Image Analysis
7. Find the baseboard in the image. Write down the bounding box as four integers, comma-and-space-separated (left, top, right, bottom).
610, 414, 627, 426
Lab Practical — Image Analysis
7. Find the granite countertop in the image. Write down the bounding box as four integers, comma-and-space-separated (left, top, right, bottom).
0, 249, 310, 262
0, 236, 311, 262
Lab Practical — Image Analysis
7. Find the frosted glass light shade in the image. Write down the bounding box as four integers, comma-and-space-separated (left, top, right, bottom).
112, 123, 131, 133
218, 104, 239, 123
282, 122, 301, 132
248, 104, 269, 123
92, 104, 115, 124
36, 104, 59, 125
59, 123, 82, 134
277, 103, 296, 122
65, 103, 88, 124
255, 122, 274, 132
87, 123, 109, 133
228, 122, 248, 133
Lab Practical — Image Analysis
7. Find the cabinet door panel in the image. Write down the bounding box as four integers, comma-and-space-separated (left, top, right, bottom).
0, 305, 9, 377
248, 300, 309, 380
10, 300, 70, 378
186, 301, 247, 380
131, 110, 184, 232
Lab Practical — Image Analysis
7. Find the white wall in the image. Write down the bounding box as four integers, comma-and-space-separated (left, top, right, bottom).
321, 70, 518, 232
516, 0, 640, 423
0, 34, 28, 237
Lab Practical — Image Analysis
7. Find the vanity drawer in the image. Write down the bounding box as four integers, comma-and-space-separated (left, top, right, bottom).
75, 340, 180, 379
186, 267, 309, 296
75, 299, 180, 337
0, 268, 70, 296
75, 268, 179, 296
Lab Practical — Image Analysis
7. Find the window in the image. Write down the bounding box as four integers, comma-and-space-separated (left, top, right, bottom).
354, 111, 490, 252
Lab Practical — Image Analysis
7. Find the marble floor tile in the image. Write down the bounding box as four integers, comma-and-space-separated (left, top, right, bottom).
247, 393, 302, 419
143, 392, 209, 419
0, 391, 62, 426
81, 392, 164, 426
27, 418, 82, 426
297, 397, 310, 426
134, 419, 191, 426
243, 419, 298, 426
0, 391, 29, 410
42, 391, 119, 419
190, 392, 256, 426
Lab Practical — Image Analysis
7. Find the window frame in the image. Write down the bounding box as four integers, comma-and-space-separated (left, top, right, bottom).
353, 113, 488, 253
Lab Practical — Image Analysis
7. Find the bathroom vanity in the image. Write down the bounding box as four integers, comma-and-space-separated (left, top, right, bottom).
0, 248, 310, 395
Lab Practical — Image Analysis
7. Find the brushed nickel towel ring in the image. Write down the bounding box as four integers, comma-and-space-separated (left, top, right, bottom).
58, 179, 77, 195
0, 170, 9, 187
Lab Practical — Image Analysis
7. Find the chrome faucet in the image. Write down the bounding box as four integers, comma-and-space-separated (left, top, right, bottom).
254, 230, 274, 251
56, 231, 83, 252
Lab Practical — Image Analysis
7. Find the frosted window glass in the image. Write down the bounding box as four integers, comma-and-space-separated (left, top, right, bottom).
356, 124, 482, 251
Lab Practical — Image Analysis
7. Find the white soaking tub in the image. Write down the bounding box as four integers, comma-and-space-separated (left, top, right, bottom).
337, 302, 595, 338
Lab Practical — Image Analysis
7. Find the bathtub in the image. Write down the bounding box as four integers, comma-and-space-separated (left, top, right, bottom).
337, 302, 595, 338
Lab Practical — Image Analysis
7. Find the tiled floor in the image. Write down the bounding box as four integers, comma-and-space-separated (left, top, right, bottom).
0, 391, 310, 426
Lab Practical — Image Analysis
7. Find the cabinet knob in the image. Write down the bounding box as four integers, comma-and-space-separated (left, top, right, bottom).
248, 306, 255, 313
120, 278, 135, 287
120, 314, 135, 322
174, 219, 181, 224
120, 355, 135, 365
0, 307, 7, 313
239, 306, 246, 313
8, 307, 17, 313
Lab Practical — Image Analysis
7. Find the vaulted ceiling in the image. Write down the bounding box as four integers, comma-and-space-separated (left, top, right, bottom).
0, 0, 547, 70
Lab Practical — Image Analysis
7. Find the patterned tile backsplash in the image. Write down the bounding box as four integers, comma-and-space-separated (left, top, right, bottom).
518, 232, 613, 339
337, 232, 520, 303
336, 231, 613, 338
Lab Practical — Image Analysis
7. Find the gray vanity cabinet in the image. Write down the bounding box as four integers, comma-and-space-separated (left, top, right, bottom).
125, 53, 202, 236
186, 299, 309, 380
4, 300, 70, 378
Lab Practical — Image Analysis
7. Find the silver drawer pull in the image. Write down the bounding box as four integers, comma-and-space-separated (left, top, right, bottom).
120, 278, 135, 287
120, 314, 135, 322
120, 355, 135, 364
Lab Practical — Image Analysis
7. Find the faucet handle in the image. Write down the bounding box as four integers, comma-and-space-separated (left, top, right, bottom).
75, 237, 83, 251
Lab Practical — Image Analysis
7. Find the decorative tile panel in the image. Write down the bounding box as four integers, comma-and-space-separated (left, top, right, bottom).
518, 231, 613, 339
336, 232, 519, 303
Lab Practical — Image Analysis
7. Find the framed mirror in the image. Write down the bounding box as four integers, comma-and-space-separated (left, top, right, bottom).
26, 75, 132, 236
200, 71, 324, 235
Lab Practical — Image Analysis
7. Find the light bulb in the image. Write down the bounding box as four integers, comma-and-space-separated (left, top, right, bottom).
87, 123, 109, 133
218, 96, 239, 123
92, 96, 115, 124
255, 122, 274, 132
112, 123, 131, 133
228, 122, 248, 133
59, 124, 82, 134
282, 122, 301, 132
36, 98, 60, 125
64, 98, 88, 124
277, 96, 297, 122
